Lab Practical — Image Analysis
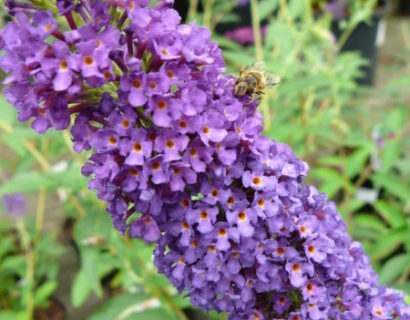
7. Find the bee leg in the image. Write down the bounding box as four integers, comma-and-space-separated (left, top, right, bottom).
256, 91, 265, 95
224, 78, 234, 87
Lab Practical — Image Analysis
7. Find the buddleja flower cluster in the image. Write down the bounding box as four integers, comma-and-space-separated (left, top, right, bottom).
1, 1, 409, 319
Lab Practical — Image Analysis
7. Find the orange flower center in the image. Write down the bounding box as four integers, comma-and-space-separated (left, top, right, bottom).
149, 133, 157, 141
200, 210, 208, 220
238, 211, 246, 221
44, 23, 53, 32
60, 60, 68, 71
157, 100, 166, 110
132, 79, 142, 89
292, 264, 301, 272
179, 120, 188, 129
122, 119, 130, 128
83, 56, 94, 66
182, 198, 189, 208
227, 197, 235, 206
203, 126, 210, 134
166, 140, 175, 149
252, 177, 261, 186
190, 148, 198, 157
167, 71, 174, 78
108, 136, 117, 145
104, 71, 111, 79
133, 142, 142, 152
218, 229, 227, 237
151, 162, 160, 170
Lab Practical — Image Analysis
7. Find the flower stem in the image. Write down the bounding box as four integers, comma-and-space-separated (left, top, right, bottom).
187, 0, 199, 22
203, 0, 214, 30
35, 188, 46, 240
250, 0, 272, 130
17, 218, 34, 319
250, 0, 263, 61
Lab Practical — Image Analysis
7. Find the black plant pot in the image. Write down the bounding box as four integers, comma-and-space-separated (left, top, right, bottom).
399, 0, 410, 15
331, 0, 390, 86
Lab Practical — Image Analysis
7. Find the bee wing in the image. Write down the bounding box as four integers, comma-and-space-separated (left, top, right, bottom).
264, 72, 281, 87
250, 61, 266, 72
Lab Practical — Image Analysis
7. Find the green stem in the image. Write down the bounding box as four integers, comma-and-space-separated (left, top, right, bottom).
250, 0, 273, 130
17, 219, 34, 319
203, 0, 214, 30
35, 189, 46, 242
187, 0, 199, 22
250, 0, 264, 61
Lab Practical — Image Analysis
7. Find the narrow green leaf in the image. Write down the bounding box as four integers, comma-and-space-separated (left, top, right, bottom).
370, 228, 408, 261
89, 293, 178, 320
345, 146, 372, 178
374, 200, 406, 228
258, 0, 278, 21
71, 269, 91, 308
352, 214, 388, 233
372, 173, 410, 202
379, 254, 410, 284
381, 139, 402, 173
33, 281, 58, 306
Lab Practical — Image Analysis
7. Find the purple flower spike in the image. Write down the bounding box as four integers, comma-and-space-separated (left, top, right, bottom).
1, 1, 409, 319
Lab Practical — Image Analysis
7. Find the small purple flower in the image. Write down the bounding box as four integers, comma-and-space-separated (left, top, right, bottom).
129, 214, 161, 242
119, 129, 153, 166
2, 193, 27, 217
186, 206, 218, 234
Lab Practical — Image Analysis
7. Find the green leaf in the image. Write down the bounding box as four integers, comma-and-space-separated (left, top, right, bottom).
258, 0, 278, 21
370, 228, 408, 261
316, 156, 343, 167
311, 167, 345, 198
0, 167, 85, 197
71, 269, 92, 308
380, 139, 402, 173
0, 311, 27, 320
1, 255, 26, 276
80, 248, 103, 298
379, 254, 410, 284
345, 146, 372, 178
372, 173, 410, 202
73, 209, 114, 244
352, 214, 388, 233
89, 293, 178, 320
374, 200, 406, 228
0, 94, 17, 126
33, 281, 58, 306
385, 109, 408, 133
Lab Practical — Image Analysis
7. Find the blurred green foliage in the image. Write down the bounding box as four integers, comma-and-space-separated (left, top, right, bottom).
0, 0, 409, 319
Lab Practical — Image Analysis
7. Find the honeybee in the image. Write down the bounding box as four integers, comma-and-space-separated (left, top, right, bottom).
234, 61, 280, 101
